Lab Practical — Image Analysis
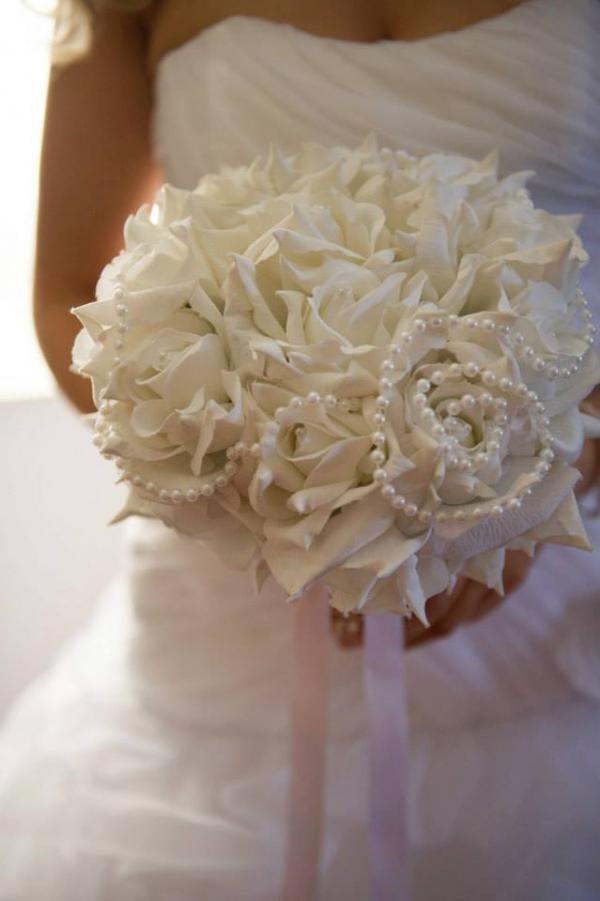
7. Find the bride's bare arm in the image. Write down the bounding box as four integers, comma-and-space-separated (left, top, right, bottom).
33, 12, 163, 414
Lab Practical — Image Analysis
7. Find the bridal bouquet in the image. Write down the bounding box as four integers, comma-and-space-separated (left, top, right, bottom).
72, 133, 600, 620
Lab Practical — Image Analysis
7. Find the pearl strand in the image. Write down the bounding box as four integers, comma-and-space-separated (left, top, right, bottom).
369, 315, 557, 526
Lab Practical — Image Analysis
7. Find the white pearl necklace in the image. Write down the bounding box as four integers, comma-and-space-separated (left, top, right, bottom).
92, 279, 594, 517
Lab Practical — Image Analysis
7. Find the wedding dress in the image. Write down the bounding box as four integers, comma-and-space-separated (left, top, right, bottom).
2, 0, 600, 898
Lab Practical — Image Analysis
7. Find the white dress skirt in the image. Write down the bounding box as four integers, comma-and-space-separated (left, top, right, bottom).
2, 1, 600, 898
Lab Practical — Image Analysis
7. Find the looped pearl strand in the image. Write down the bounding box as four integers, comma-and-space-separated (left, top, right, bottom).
369, 313, 558, 527
93, 281, 243, 505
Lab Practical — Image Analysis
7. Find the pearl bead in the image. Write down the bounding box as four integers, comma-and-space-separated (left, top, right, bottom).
290, 396, 303, 409
453, 510, 466, 522
116, 304, 128, 317
400, 332, 414, 345
390, 344, 402, 356
432, 424, 445, 438
418, 510, 432, 524
499, 378, 513, 391
92, 434, 104, 447
380, 359, 395, 373
250, 443, 261, 457
171, 490, 183, 503
482, 370, 497, 386
421, 408, 435, 421
461, 394, 476, 411
507, 498, 521, 510
186, 489, 199, 502
414, 319, 427, 333
392, 495, 406, 510
436, 511, 448, 523
466, 317, 478, 329
324, 394, 337, 409
533, 357, 546, 372
224, 462, 238, 476
381, 484, 396, 498
114, 287, 124, 300
413, 393, 427, 409
376, 396, 390, 409
379, 378, 393, 392
370, 449, 385, 465
448, 363, 463, 378
463, 362, 480, 378
447, 401, 461, 416
480, 392, 493, 408
145, 482, 157, 493
132, 475, 144, 487
416, 379, 431, 393
431, 370, 445, 385
491, 504, 504, 517
404, 503, 418, 517
494, 397, 508, 411
488, 441, 500, 454
372, 431, 386, 447
483, 319, 496, 332
159, 489, 171, 501
201, 483, 214, 497
373, 468, 388, 483
431, 317, 444, 329
373, 412, 386, 426
448, 315, 459, 326
215, 475, 228, 489
275, 407, 287, 422
307, 392, 321, 405
475, 452, 489, 467
515, 384, 529, 398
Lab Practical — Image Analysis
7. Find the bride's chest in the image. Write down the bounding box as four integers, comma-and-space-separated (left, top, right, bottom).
145, 0, 526, 72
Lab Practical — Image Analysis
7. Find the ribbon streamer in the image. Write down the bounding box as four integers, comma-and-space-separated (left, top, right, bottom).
281, 583, 331, 901
282, 595, 410, 900
365, 613, 411, 901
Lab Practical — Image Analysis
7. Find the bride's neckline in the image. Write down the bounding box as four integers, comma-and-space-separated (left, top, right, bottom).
153, 0, 551, 79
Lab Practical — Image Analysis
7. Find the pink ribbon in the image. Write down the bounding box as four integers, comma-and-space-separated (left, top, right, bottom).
282, 590, 411, 900
365, 613, 411, 901
281, 583, 331, 901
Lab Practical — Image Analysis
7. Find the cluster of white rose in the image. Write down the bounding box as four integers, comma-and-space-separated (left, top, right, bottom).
72, 133, 600, 619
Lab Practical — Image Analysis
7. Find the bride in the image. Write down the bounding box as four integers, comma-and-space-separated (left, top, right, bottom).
2, 0, 600, 898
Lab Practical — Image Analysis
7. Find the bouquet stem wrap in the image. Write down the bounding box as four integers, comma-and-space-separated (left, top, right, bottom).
282, 589, 411, 900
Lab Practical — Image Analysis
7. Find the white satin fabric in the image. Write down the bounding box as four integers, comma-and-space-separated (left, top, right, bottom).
2, 1, 600, 898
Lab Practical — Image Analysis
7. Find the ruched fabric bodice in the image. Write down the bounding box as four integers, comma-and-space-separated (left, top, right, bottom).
1, 3, 600, 899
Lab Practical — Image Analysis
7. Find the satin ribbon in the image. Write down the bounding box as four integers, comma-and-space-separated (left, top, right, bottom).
365, 613, 411, 901
281, 583, 331, 901
282, 592, 411, 900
